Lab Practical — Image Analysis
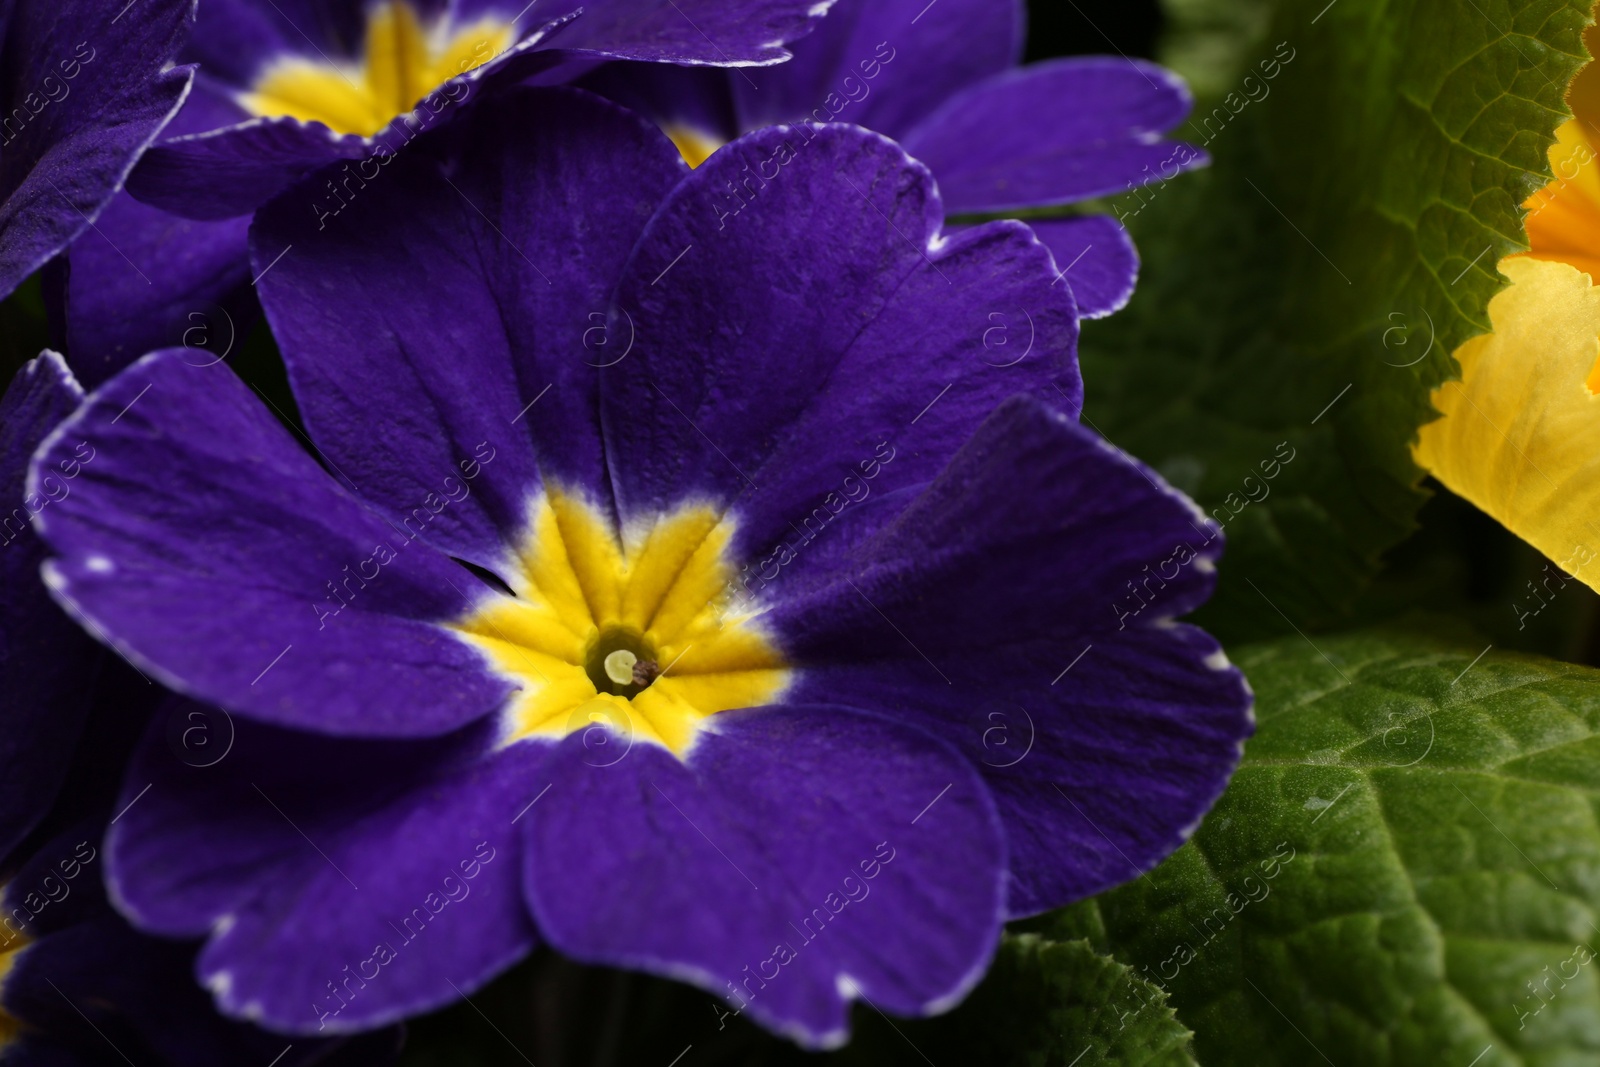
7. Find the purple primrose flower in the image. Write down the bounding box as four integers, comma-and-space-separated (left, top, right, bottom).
29, 89, 1251, 1046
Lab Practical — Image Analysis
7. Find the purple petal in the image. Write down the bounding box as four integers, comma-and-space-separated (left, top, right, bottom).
253, 88, 684, 574
537, 0, 832, 67
600, 123, 1078, 565
731, 0, 1022, 140
29, 349, 512, 737
54, 189, 252, 388
0, 353, 98, 860
125, 107, 369, 222
54, 79, 266, 388
0, 0, 193, 296
525, 704, 1006, 1048
107, 708, 546, 1034
902, 58, 1208, 213
169, 72, 258, 134
1028, 215, 1139, 319
770, 397, 1253, 916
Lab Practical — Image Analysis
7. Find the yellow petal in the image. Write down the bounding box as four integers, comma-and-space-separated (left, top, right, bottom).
1413, 256, 1600, 590
1523, 120, 1600, 280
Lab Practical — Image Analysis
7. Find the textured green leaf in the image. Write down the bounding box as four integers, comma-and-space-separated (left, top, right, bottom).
1037, 624, 1600, 1066
1083, 0, 1590, 642
829, 934, 1198, 1067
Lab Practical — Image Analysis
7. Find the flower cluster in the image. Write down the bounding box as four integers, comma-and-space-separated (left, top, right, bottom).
0, 0, 1252, 1060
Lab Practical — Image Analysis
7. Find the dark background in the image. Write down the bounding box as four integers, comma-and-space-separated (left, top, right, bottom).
1026, 0, 1165, 62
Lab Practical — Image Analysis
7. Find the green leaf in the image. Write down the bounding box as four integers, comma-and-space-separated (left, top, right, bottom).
1037, 623, 1600, 1066
1158, 0, 1277, 100
1082, 0, 1590, 642
829, 934, 1198, 1067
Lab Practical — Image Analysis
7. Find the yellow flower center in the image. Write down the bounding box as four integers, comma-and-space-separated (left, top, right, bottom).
1519, 18, 1600, 377
238, 2, 517, 137
665, 125, 725, 169
449, 490, 789, 756
1522, 118, 1600, 337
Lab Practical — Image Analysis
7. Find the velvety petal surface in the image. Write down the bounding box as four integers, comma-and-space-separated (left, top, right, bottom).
770, 397, 1253, 916
107, 707, 546, 1034
54, 84, 260, 388
1027, 215, 1139, 319
901, 58, 1207, 213
524, 704, 1006, 1048
535, 0, 832, 66
0, 353, 97, 861
254, 88, 684, 573
0, 0, 192, 296
730, 0, 1023, 139
124, 103, 371, 221
600, 123, 1078, 566
29, 349, 511, 737
53, 192, 252, 388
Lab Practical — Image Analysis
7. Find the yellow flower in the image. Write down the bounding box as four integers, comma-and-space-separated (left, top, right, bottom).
1412, 22, 1600, 592
1413, 257, 1600, 591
